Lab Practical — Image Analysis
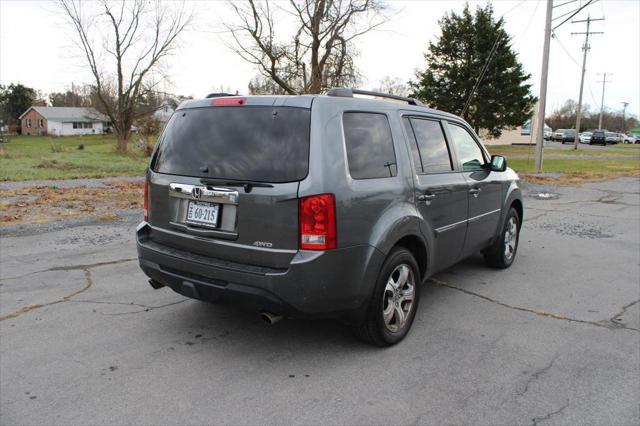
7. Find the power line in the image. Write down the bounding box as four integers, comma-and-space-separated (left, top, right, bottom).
551, 31, 599, 106
501, 0, 529, 18
553, 0, 599, 31
461, 34, 502, 116
553, 6, 583, 22
553, 0, 579, 9
516, 0, 542, 48
551, 31, 580, 66
460, 0, 530, 117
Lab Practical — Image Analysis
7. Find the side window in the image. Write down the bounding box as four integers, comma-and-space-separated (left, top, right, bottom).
343, 112, 397, 179
448, 124, 486, 171
409, 118, 452, 173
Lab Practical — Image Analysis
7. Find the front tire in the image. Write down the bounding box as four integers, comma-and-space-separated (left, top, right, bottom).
484, 208, 520, 269
356, 247, 420, 347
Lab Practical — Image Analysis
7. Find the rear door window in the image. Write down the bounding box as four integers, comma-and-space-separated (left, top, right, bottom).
406, 118, 453, 173
447, 124, 487, 171
343, 112, 397, 179
153, 106, 310, 183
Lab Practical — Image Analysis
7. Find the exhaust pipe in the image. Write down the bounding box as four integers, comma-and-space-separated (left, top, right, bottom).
260, 311, 284, 325
148, 279, 165, 290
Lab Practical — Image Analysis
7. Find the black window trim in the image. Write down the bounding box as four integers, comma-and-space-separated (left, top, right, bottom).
341, 110, 399, 181
402, 115, 456, 176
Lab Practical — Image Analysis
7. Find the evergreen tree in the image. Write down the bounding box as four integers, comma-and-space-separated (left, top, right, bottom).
0, 84, 38, 125
410, 3, 535, 138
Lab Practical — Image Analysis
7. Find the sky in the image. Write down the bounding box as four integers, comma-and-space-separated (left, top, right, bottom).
1, 0, 639, 118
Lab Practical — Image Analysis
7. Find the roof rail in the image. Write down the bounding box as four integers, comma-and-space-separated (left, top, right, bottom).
326, 87, 425, 107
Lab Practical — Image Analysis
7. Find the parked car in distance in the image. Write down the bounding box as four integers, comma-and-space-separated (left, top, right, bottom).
621, 134, 634, 144
579, 132, 592, 144
605, 132, 620, 144
553, 129, 566, 141
544, 130, 553, 140
137, 88, 524, 346
556, 129, 576, 143
590, 130, 606, 145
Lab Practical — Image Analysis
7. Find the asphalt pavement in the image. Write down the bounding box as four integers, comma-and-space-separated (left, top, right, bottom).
1, 177, 639, 425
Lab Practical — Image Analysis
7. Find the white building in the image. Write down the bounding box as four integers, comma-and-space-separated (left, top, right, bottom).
19, 106, 110, 136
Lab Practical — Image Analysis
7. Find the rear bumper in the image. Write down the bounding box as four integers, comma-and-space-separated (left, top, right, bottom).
136, 222, 384, 320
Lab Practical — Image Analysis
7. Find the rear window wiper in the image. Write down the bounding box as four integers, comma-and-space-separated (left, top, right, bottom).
199, 178, 274, 193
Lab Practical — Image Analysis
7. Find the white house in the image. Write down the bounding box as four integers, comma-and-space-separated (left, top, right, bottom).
152, 98, 177, 124
19, 106, 110, 136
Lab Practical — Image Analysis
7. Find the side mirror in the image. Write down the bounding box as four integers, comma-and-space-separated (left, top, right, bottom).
490, 155, 507, 172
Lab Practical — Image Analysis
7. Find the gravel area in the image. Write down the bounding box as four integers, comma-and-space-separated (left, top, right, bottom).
0, 176, 144, 190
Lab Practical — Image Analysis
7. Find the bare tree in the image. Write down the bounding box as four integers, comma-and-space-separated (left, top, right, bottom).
59, 0, 191, 153
375, 76, 409, 97
226, 0, 386, 95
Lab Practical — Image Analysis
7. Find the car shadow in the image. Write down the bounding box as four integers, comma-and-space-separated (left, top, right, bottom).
152, 255, 491, 357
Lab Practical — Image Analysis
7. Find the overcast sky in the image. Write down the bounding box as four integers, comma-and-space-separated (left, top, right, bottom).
1, 0, 639, 118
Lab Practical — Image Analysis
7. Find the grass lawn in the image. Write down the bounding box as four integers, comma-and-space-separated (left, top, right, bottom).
0, 136, 637, 182
488, 144, 640, 157
505, 157, 640, 174
0, 135, 149, 181
488, 144, 640, 183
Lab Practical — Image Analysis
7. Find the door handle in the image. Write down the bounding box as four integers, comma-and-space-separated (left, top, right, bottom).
469, 188, 481, 198
417, 193, 436, 202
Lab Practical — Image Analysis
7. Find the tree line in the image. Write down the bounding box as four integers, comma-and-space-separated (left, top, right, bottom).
547, 99, 638, 133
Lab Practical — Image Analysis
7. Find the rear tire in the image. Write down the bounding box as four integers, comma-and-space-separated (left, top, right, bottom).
356, 247, 420, 347
484, 208, 520, 269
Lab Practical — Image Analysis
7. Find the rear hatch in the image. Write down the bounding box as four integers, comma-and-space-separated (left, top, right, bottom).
146, 99, 311, 269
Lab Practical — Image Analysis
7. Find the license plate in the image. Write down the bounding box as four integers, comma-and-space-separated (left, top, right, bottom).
186, 201, 219, 228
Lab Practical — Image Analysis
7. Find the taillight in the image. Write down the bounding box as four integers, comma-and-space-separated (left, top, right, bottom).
212, 97, 246, 106
143, 179, 149, 221
299, 194, 336, 250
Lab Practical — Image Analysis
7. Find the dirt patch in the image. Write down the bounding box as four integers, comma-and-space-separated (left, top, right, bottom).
37, 159, 74, 170
0, 181, 142, 226
522, 172, 640, 186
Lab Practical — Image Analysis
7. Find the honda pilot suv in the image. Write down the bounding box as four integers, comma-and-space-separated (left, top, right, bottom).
137, 88, 523, 346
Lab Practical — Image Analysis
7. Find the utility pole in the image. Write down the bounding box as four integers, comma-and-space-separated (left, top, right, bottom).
621, 101, 629, 132
597, 72, 612, 130
534, 0, 553, 173
571, 16, 604, 150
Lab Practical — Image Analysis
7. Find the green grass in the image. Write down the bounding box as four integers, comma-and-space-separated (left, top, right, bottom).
613, 144, 640, 149
489, 144, 640, 157
0, 135, 149, 181
488, 144, 640, 175
506, 157, 640, 174
0, 136, 637, 182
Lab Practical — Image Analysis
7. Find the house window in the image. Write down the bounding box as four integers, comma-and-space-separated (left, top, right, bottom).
84, 122, 93, 129
38, 119, 44, 128
26, 119, 32, 128
73, 122, 78, 129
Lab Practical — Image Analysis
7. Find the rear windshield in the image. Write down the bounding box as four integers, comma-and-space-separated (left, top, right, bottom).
153, 106, 311, 183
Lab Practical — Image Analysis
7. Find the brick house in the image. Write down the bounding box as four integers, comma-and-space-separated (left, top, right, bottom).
19, 106, 109, 136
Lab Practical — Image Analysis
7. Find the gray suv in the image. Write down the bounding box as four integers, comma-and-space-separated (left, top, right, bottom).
137, 88, 523, 346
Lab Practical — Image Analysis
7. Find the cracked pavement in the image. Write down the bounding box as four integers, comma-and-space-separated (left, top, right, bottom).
1, 177, 639, 425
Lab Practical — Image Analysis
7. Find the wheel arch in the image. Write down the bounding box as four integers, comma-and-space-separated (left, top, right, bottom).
510, 198, 524, 228
393, 234, 428, 281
